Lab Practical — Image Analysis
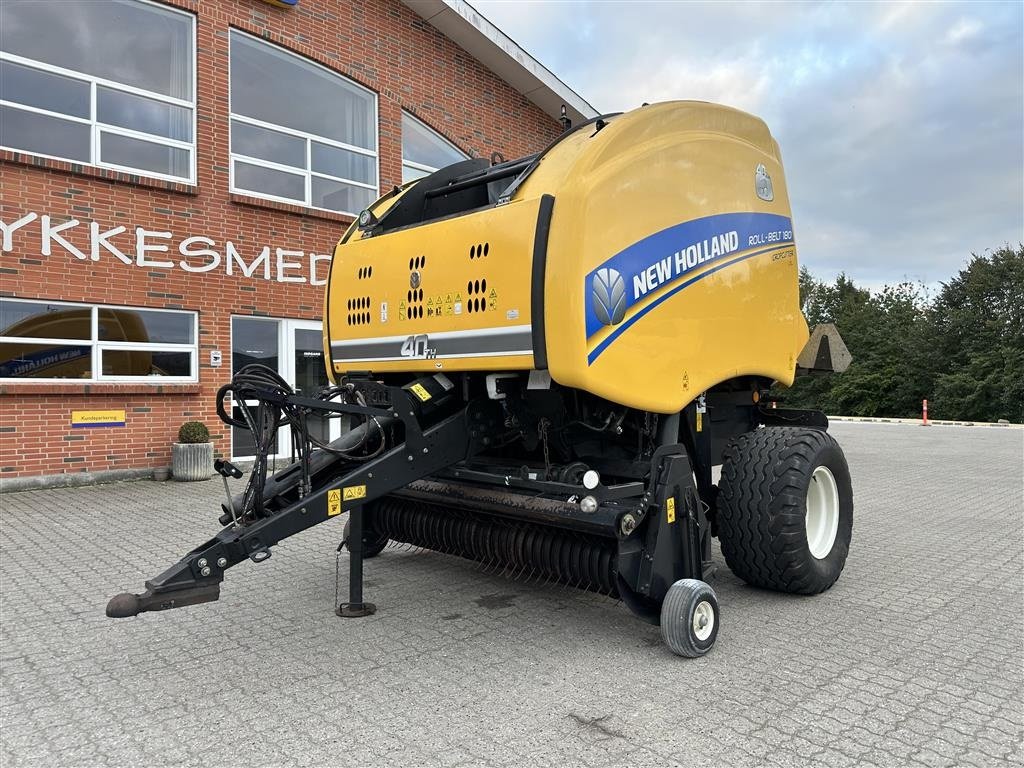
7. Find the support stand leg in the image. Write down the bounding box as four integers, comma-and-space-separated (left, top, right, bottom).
336, 505, 377, 618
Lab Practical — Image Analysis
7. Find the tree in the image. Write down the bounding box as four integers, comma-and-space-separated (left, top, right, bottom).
780, 274, 929, 418
924, 245, 1024, 422
780, 245, 1024, 422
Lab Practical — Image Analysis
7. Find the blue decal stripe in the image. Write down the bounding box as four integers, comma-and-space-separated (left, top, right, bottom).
584, 211, 794, 339
586, 242, 793, 365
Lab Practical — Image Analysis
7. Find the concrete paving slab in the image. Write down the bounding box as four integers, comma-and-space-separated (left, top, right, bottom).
1, 423, 1021, 767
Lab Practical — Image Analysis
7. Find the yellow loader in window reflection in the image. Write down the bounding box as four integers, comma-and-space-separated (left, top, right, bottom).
0, 308, 163, 378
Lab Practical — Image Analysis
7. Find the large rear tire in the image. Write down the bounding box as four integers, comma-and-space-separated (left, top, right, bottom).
717, 427, 853, 594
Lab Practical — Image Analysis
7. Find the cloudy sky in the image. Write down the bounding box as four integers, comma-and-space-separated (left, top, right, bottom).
474, 0, 1023, 289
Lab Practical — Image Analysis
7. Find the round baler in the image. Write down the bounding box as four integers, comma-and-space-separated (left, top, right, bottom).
108, 101, 853, 657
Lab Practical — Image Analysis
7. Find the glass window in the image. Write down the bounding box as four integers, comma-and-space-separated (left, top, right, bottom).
98, 308, 194, 345
311, 142, 376, 186
96, 87, 192, 142
231, 121, 305, 169
231, 317, 281, 458
0, 300, 92, 340
0, 299, 197, 382
102, 349, 192, 378
311, 178, 375, 214
234, 162, 306, 203
0, 105, 91, 163
229, 31, 378, 214
402, 112, 468, 183
1, 0, 192, 99
0, 342, 92, 379
99, 132, 191, 178
231, 317, 280, 374
230, 33, 374, 149
0, 0, 195, 182
0, 60, 90, 118
292, 328, 330, 444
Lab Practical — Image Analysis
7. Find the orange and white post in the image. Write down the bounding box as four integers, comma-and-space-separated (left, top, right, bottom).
922, 399, 929, 426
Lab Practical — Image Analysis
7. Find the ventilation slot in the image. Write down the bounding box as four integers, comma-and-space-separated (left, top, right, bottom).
347, 296, 372, 325
405, 287, 424, 319
466, 278, 493, 314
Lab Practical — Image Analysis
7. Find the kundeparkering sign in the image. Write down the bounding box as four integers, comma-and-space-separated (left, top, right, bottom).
1, 211, 333, 285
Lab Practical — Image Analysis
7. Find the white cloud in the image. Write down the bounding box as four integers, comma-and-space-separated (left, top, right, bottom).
944, 17, 984, 47
472, 0, 1023, 285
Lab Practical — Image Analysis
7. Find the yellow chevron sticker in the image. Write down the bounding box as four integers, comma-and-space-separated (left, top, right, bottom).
666, 496, 676, 524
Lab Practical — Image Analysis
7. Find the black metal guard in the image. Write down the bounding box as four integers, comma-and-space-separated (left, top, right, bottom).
615, 447, 706, 624
106, 374, 710, 627
107, 392, 503, 618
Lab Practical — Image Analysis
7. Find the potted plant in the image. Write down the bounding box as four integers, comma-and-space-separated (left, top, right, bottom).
172, 421, 213, 481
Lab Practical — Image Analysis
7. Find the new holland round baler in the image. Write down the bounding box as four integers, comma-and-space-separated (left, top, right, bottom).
109, 102, 853, 656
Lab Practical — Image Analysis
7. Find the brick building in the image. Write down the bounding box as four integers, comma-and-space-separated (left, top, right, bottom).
0, 0, 594, 485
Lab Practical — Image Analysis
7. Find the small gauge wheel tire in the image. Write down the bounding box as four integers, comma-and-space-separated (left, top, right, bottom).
342, 518, 389, 558
660, 579, 720, 657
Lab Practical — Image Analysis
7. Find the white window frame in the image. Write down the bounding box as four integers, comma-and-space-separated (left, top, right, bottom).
0, 298, 199, 383
0, 0, 197, 184
401, 111, 469, 181
228, 30, 379, 216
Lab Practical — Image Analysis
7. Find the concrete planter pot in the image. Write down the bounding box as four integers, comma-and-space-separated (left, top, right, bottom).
172, 442, 213, 481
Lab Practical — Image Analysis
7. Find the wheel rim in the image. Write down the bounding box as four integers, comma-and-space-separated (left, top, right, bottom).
692, 600, 714, 642
806, 465, 840, 559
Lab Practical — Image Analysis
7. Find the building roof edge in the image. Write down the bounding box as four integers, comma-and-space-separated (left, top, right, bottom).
400, 0, 599, 124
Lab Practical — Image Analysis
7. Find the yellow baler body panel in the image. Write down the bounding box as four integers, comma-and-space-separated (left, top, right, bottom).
326, 101, 809, 413
325, 198, 543, 374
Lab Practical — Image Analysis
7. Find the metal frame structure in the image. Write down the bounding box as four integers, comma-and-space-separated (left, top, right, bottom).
108, 372, 795, 622
106, 365, 826, 624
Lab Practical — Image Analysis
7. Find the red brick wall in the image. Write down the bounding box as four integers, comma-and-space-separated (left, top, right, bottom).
0, 0, 561, 479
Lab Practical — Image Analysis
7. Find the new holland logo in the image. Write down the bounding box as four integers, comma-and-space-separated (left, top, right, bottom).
592, 267, 626, 326
755, 164, 774, 202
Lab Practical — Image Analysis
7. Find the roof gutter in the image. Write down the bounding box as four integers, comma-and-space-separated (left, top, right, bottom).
400, 0, 598, 124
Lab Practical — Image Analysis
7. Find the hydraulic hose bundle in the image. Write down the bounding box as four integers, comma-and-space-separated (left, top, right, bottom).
216, 364, 387, 519
216, 364, 290, 519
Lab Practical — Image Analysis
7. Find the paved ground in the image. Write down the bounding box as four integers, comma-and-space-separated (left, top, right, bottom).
1, 423, 1022, 768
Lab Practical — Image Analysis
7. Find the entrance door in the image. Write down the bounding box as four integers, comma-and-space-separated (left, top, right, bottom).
288, 322, 334, 449
230, 317, 336, 460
